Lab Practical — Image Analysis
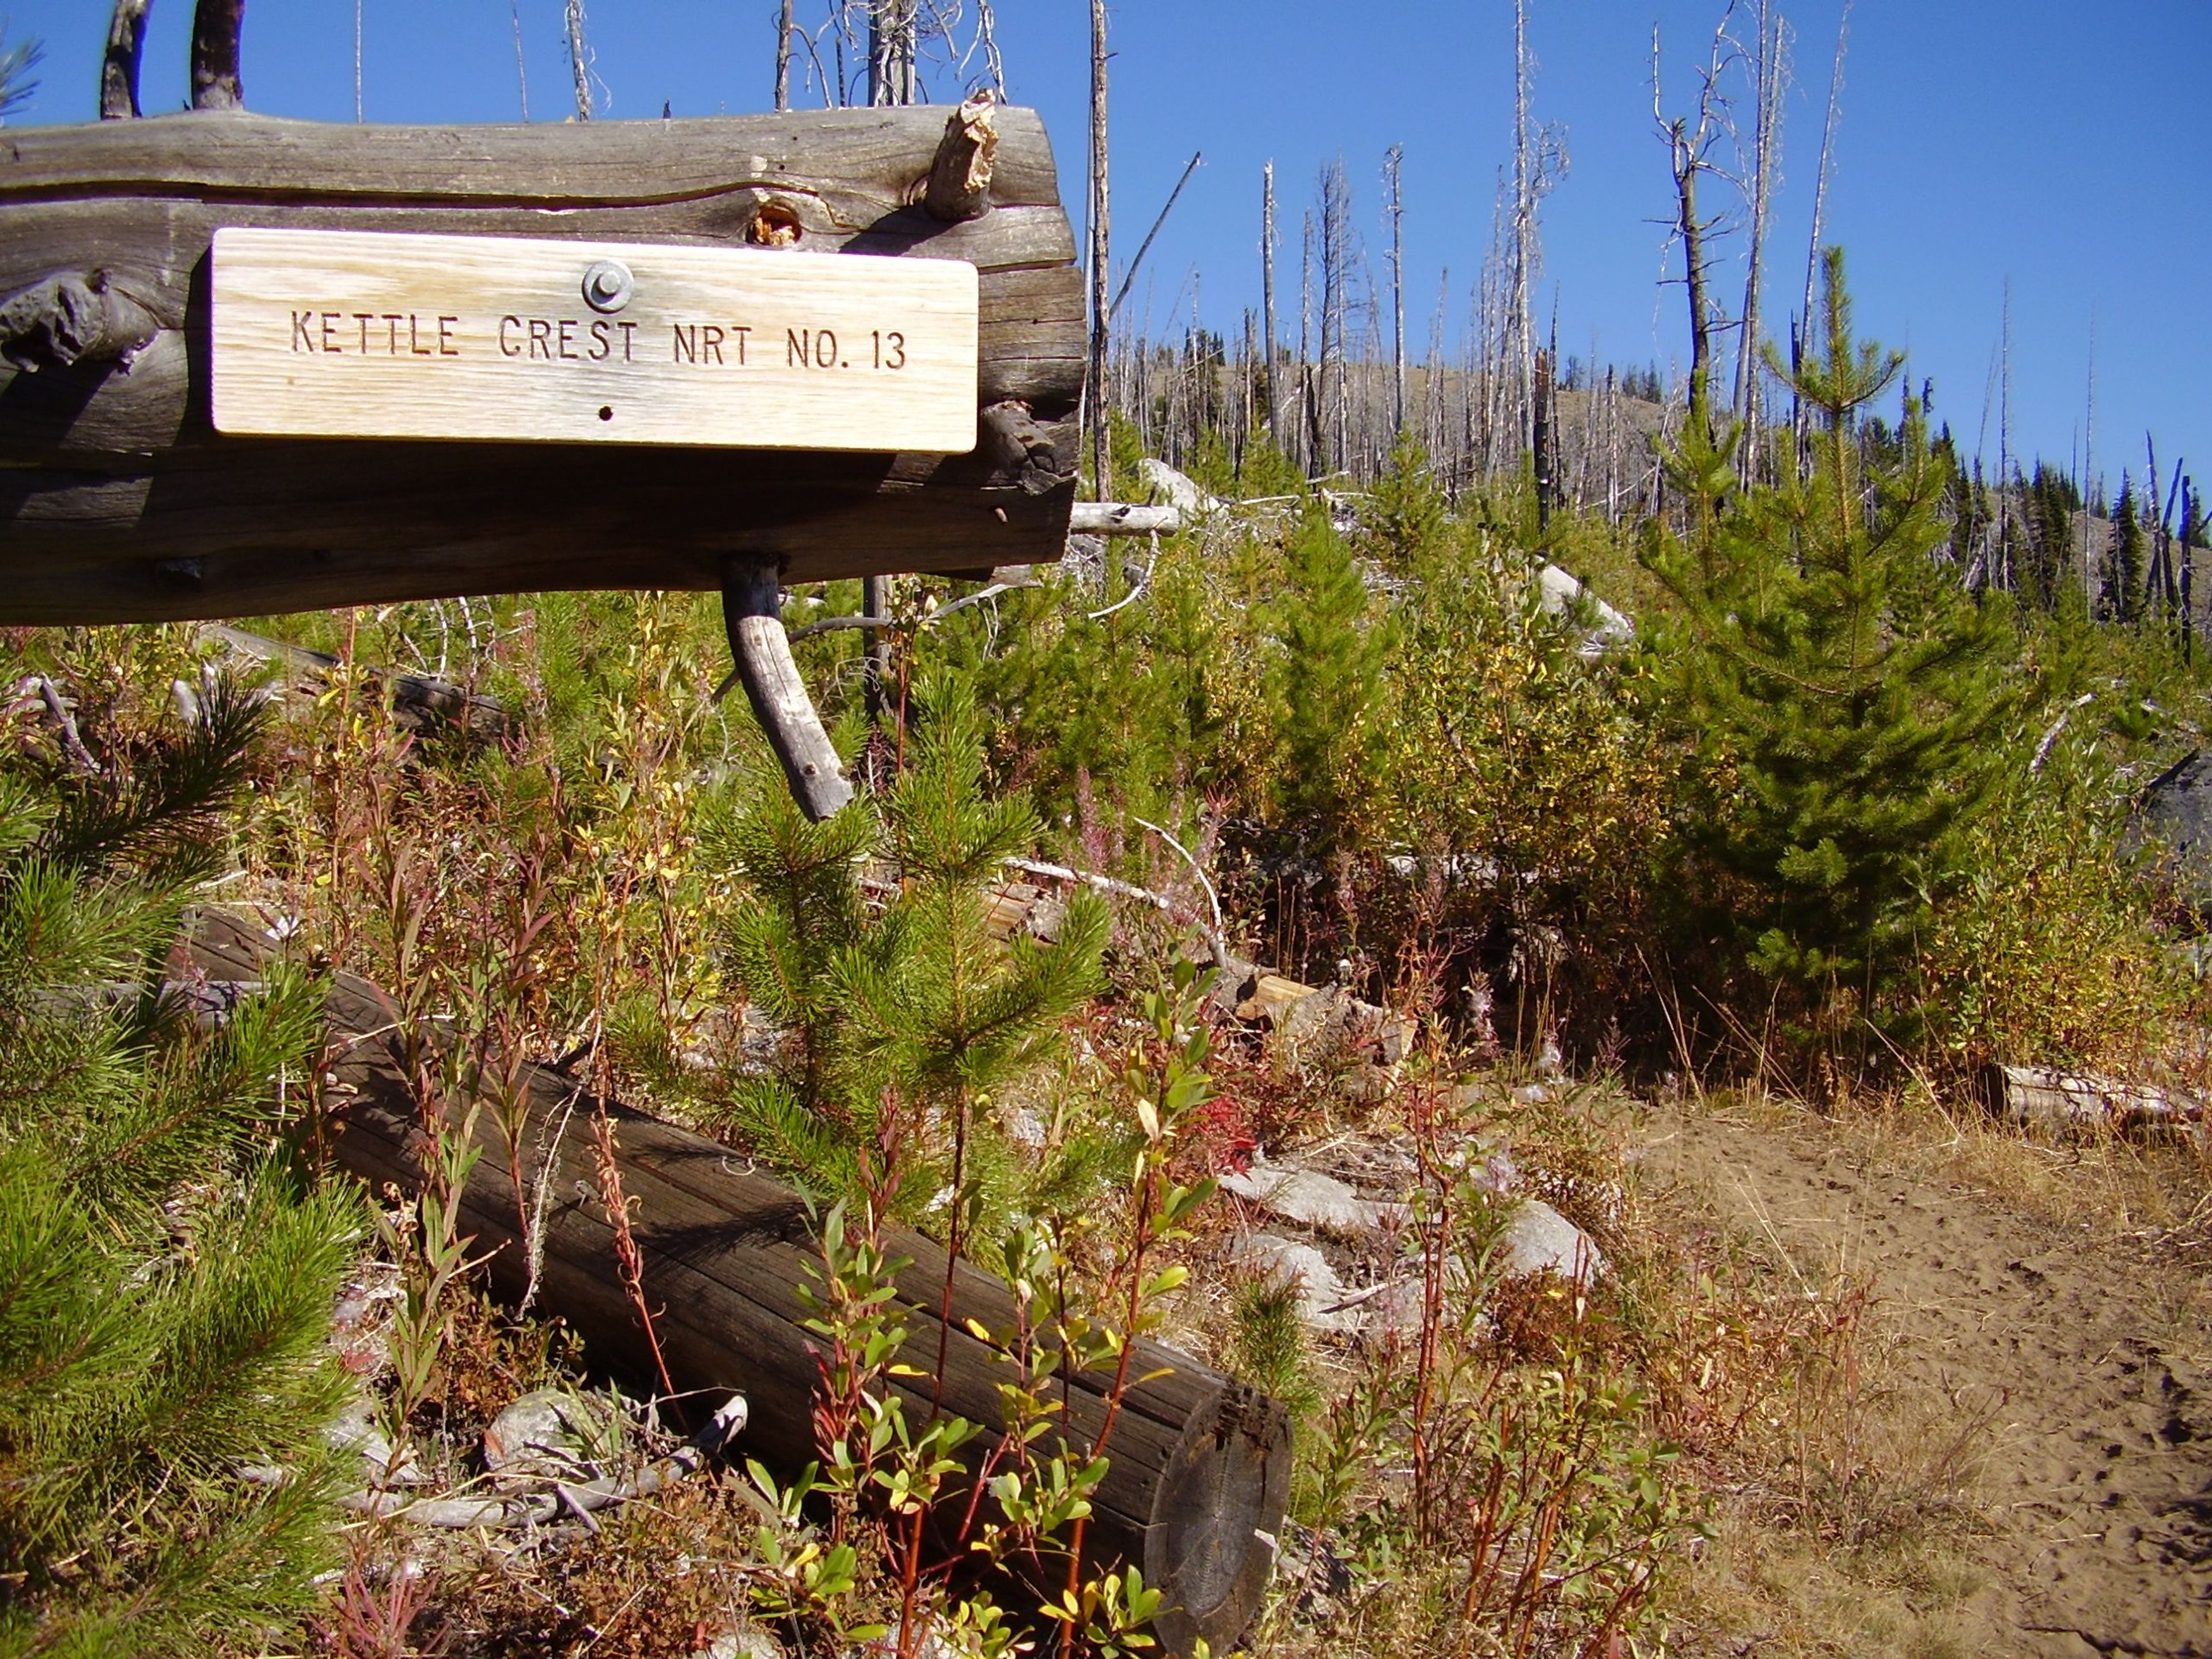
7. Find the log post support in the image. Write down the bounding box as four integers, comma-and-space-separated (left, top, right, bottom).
721, 557, 855, 821
101, 0, 153, 120
190, 0, 245, 111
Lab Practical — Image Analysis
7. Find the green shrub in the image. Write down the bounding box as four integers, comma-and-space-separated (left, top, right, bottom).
0, 678, 358, 1658
1643, 251, 2018, 1051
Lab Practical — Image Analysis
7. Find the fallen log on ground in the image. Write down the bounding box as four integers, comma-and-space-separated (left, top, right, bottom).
196, 623, 512, 740
181, 910, 1287, 1656
1978, 1063, 2208, 1132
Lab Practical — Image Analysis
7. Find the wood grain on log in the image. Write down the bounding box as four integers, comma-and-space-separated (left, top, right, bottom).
1979, 1063, 2207, 1132
180, 911, 1289, 1656
0, 109, 1083, 624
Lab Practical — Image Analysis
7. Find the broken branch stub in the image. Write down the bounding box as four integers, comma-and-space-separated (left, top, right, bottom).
925, 92, 999, 222
721, 559, 854, 821
0, 271, 162, 374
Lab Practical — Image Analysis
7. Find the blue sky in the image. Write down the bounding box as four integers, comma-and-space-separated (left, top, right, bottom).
5, 2, 2205, 507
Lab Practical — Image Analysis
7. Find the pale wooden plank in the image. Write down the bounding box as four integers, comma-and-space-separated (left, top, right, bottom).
210, 227, 979, 453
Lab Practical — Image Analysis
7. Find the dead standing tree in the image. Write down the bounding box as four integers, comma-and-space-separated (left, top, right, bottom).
1385, 144, 1406, 437
1653, 17, 1737, 442
1730, 0, 1788, 474
1793, 0, 1850, 460
1507, 0, 1567, 478
1261, 160, 1280, 444
1087, 0, 1111, 498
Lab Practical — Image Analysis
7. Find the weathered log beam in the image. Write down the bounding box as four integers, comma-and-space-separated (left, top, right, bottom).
722, 559, 854, 820
1979, 1063, 2208, 1133
180, 911, 1289, 1656
195, 623, 513, 740
101, 0, 153, 120
0, 108, 1084, 624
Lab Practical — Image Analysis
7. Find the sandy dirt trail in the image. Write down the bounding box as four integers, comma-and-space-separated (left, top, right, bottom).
1648, 1109, 2212, 1657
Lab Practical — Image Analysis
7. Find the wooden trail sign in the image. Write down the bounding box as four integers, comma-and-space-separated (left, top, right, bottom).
210, 228, 980, 453
0, 104, 1082, 626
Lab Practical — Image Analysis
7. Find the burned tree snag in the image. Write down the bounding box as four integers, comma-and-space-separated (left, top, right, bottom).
721, 558, 855, 821
100, 0, 152, 120
190, 0, 245, 112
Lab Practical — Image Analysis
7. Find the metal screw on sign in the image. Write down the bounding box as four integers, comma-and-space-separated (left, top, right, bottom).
581, 259, 634, 313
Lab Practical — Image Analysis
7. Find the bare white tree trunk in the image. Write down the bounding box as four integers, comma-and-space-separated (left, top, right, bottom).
2083, 321, 2098, 604
508, 0, 529, 120
1795, 0, 1851, 454
1086, 0, 1111, 497
1261, 161, 1280, 444
1317, 158, 1353, 475
775, 0, 793, 111
868, 0, 916, 105
1510, 0, 1535, 459
565, 0, 592, 120
1385, 144, 1407, 438
1734, 0, 1788, 471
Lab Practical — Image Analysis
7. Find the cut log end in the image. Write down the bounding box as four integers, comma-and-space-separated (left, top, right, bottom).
0, 271, 163, 374
1147, 1380, 1291, 1652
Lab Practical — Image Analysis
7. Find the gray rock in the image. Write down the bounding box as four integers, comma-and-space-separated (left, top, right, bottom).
1219, 1160, 1409, 1237
323, 1395, 425, 1487
1137, 457, 1223, 518
2130, 750, 2212, 911
1227, 1233, 1359, 1332
1536, 563, 1636, 659
695, 1631, 782, 1659
1468, 1143, 1521, 1198
1497, 1199, 1605, 1283
483, 1388, 618, 1489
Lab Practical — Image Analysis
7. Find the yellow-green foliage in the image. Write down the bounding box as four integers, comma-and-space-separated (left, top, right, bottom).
1918, 795, 2185, 1073
1383, 527, 1671, 921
